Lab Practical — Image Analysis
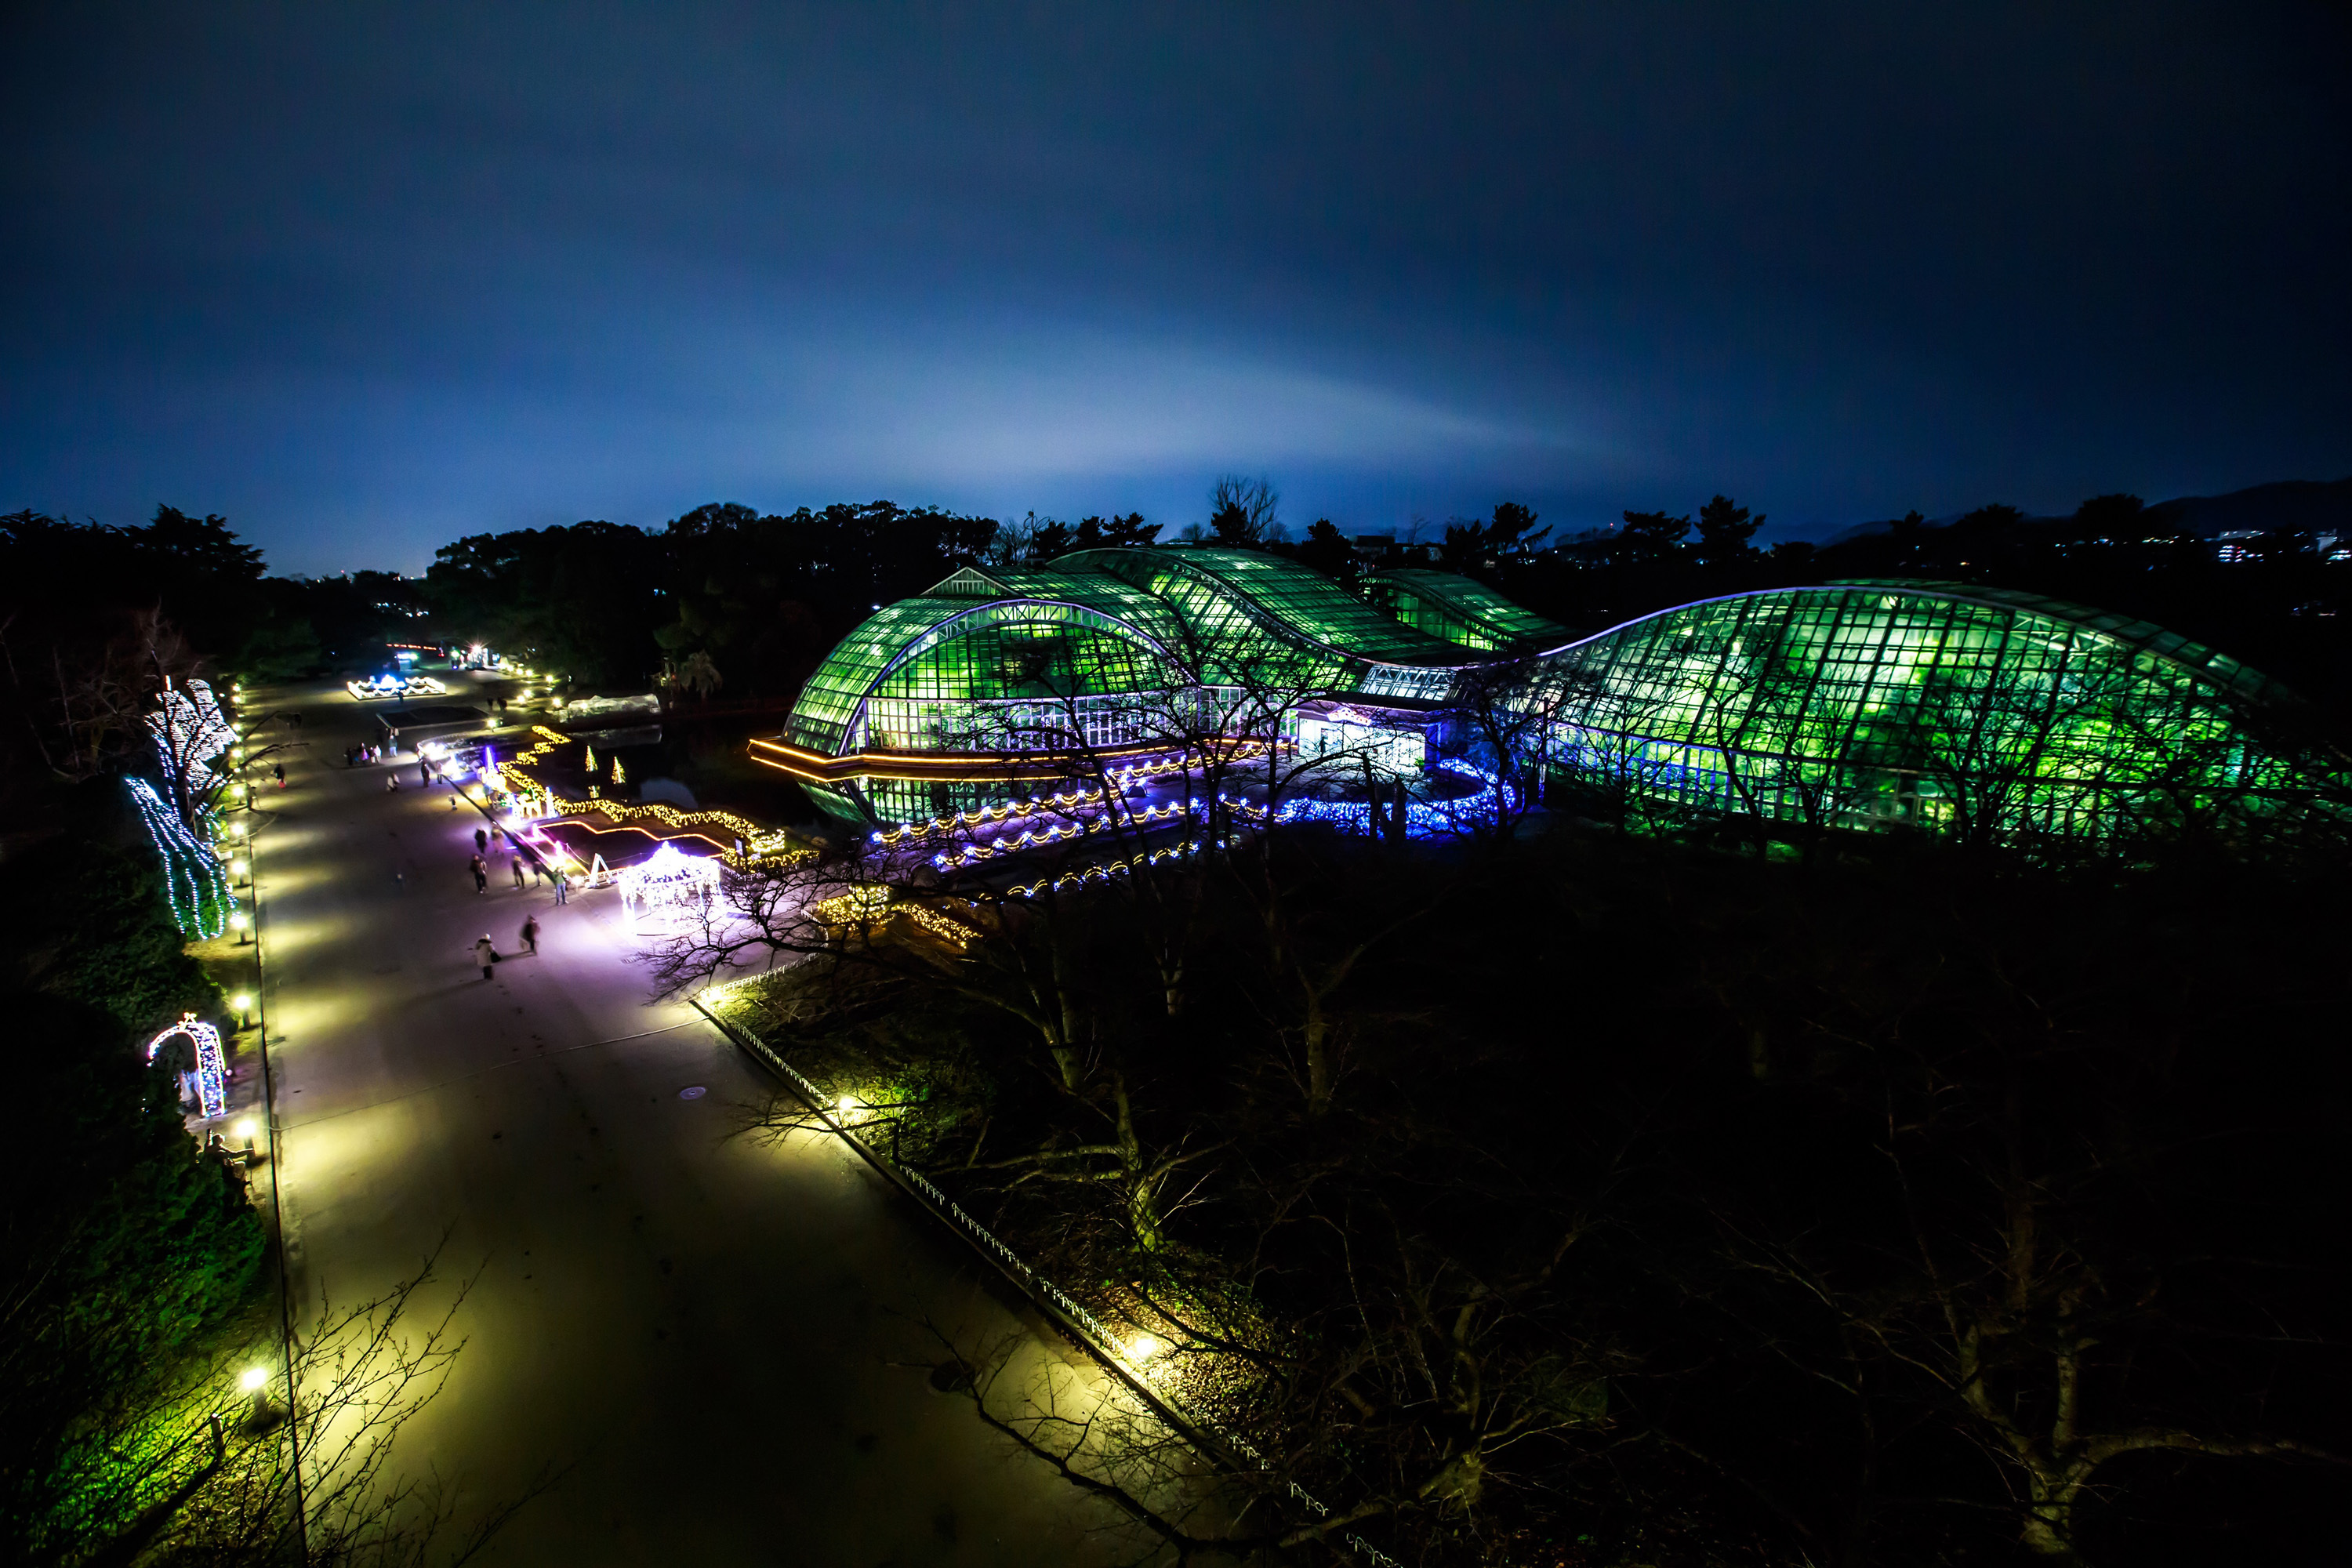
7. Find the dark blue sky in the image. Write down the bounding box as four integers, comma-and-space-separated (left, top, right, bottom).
5, 3, 2346, 575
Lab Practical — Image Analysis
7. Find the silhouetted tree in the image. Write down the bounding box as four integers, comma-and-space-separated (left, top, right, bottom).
1205, 476, 1282, 547
1694, 494, 1765, 566
1615, 507, 1692, 566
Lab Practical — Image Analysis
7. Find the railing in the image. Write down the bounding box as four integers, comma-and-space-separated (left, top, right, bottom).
689, 994, 1403, 1567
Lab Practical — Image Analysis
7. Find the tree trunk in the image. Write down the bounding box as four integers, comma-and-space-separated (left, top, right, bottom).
1108, 1070, 1162, 1250
1304, 989, 1333, 1118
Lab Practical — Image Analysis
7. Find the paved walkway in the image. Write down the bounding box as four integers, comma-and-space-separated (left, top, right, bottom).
247, 680, 1156, 1565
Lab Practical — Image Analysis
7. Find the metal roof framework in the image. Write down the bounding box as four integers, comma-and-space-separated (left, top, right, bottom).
1053, 546, 1468, 698
784, 594, 1189, 756
1362, 568, 1578, 655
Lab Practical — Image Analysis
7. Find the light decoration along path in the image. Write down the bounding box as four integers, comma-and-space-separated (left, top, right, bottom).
126, 778, 238, 938
865, 742, 1278, 848
494, 725, 808, 870
929, 798, 1240, 871
977, 768, 1512, 895
147, 1012, 227, 1121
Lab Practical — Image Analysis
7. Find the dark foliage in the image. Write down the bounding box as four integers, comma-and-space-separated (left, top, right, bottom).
741, 824, 2352, 1566
0, 779, 220, 1031
0, 985, 263, 1560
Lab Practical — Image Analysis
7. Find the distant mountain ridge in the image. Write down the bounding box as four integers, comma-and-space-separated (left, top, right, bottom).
2142, 477, 2352, 537
1822, 477, 2352, 543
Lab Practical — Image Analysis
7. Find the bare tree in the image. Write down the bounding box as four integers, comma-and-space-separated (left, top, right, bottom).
53, 1250, 553, 1568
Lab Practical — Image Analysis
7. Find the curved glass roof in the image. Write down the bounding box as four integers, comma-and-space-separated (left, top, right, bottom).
1824, 579, 2298, 708
786, 594, 1184, 754
924, 564, 1192, 648
1054, 546, 1464, 669
1362, 568, 1577, 654
1537, 583, 2309, 843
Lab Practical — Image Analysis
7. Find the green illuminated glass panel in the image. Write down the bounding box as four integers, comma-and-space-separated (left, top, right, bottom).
1363, 569, 1575, 653
1539, 584, 2310, 844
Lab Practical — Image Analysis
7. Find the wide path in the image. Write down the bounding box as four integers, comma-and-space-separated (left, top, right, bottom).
248, 680, 1156, 1565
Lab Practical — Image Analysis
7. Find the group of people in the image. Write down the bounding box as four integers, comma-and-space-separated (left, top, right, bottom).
344, 742, 393, 766
470, 825, 553, 978
468, 826, 568, 902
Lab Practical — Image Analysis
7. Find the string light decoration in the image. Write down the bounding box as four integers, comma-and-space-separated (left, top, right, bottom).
810, 882, 892, 926
496, 727, 810, 869
808, 883, 976, 950
863, 742, 1279, 847
616, 841, 722, 927
1269, 765, 1514, 839
343, 674, 448, 699
127, 778, 238, 938
1001, 840, 1202, 898
147, 1012, 227, 1120
147, 678, 238, 789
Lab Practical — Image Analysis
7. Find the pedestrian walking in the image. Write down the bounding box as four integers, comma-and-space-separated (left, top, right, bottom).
386, 772, 399, 792
554, 871, 569, 905
471, 854, 488, 893
274, 763, 285, 788
474, 935, 496, 980
419, 760, 429, 787
474, 828, 488, 853
521, 915, 539, 954
510, 856, 525, 889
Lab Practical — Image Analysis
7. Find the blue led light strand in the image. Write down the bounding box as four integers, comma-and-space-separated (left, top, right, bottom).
127, 777, 238, 938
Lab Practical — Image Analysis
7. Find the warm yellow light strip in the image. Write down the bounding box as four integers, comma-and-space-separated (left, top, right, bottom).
495, 724, 809, 868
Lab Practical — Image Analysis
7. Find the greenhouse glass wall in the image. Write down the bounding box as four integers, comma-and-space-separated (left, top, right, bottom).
1536, 580, 2320, 844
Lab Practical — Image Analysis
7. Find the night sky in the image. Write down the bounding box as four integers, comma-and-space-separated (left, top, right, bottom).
4, 3, 2346, 575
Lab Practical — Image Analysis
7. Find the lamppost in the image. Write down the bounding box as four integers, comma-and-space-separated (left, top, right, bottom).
238, 1365, 282, 1434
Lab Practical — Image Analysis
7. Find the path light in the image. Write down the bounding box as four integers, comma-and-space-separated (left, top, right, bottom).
1128, 1334, 1166, 1362
836, 1094, 858, 1115
234, 1118, 258, 1143
238, 1363, 278, 1433
230, 912, 250, 945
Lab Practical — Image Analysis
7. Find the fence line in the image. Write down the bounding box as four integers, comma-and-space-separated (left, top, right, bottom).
689, 994, 1402, 1568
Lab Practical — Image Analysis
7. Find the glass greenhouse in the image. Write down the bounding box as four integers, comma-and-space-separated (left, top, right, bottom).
765, 551, 2325, 848
1539, 580, 2318, 844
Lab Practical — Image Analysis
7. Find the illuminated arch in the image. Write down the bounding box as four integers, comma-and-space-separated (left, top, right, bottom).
147, 1012, 227, 1121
